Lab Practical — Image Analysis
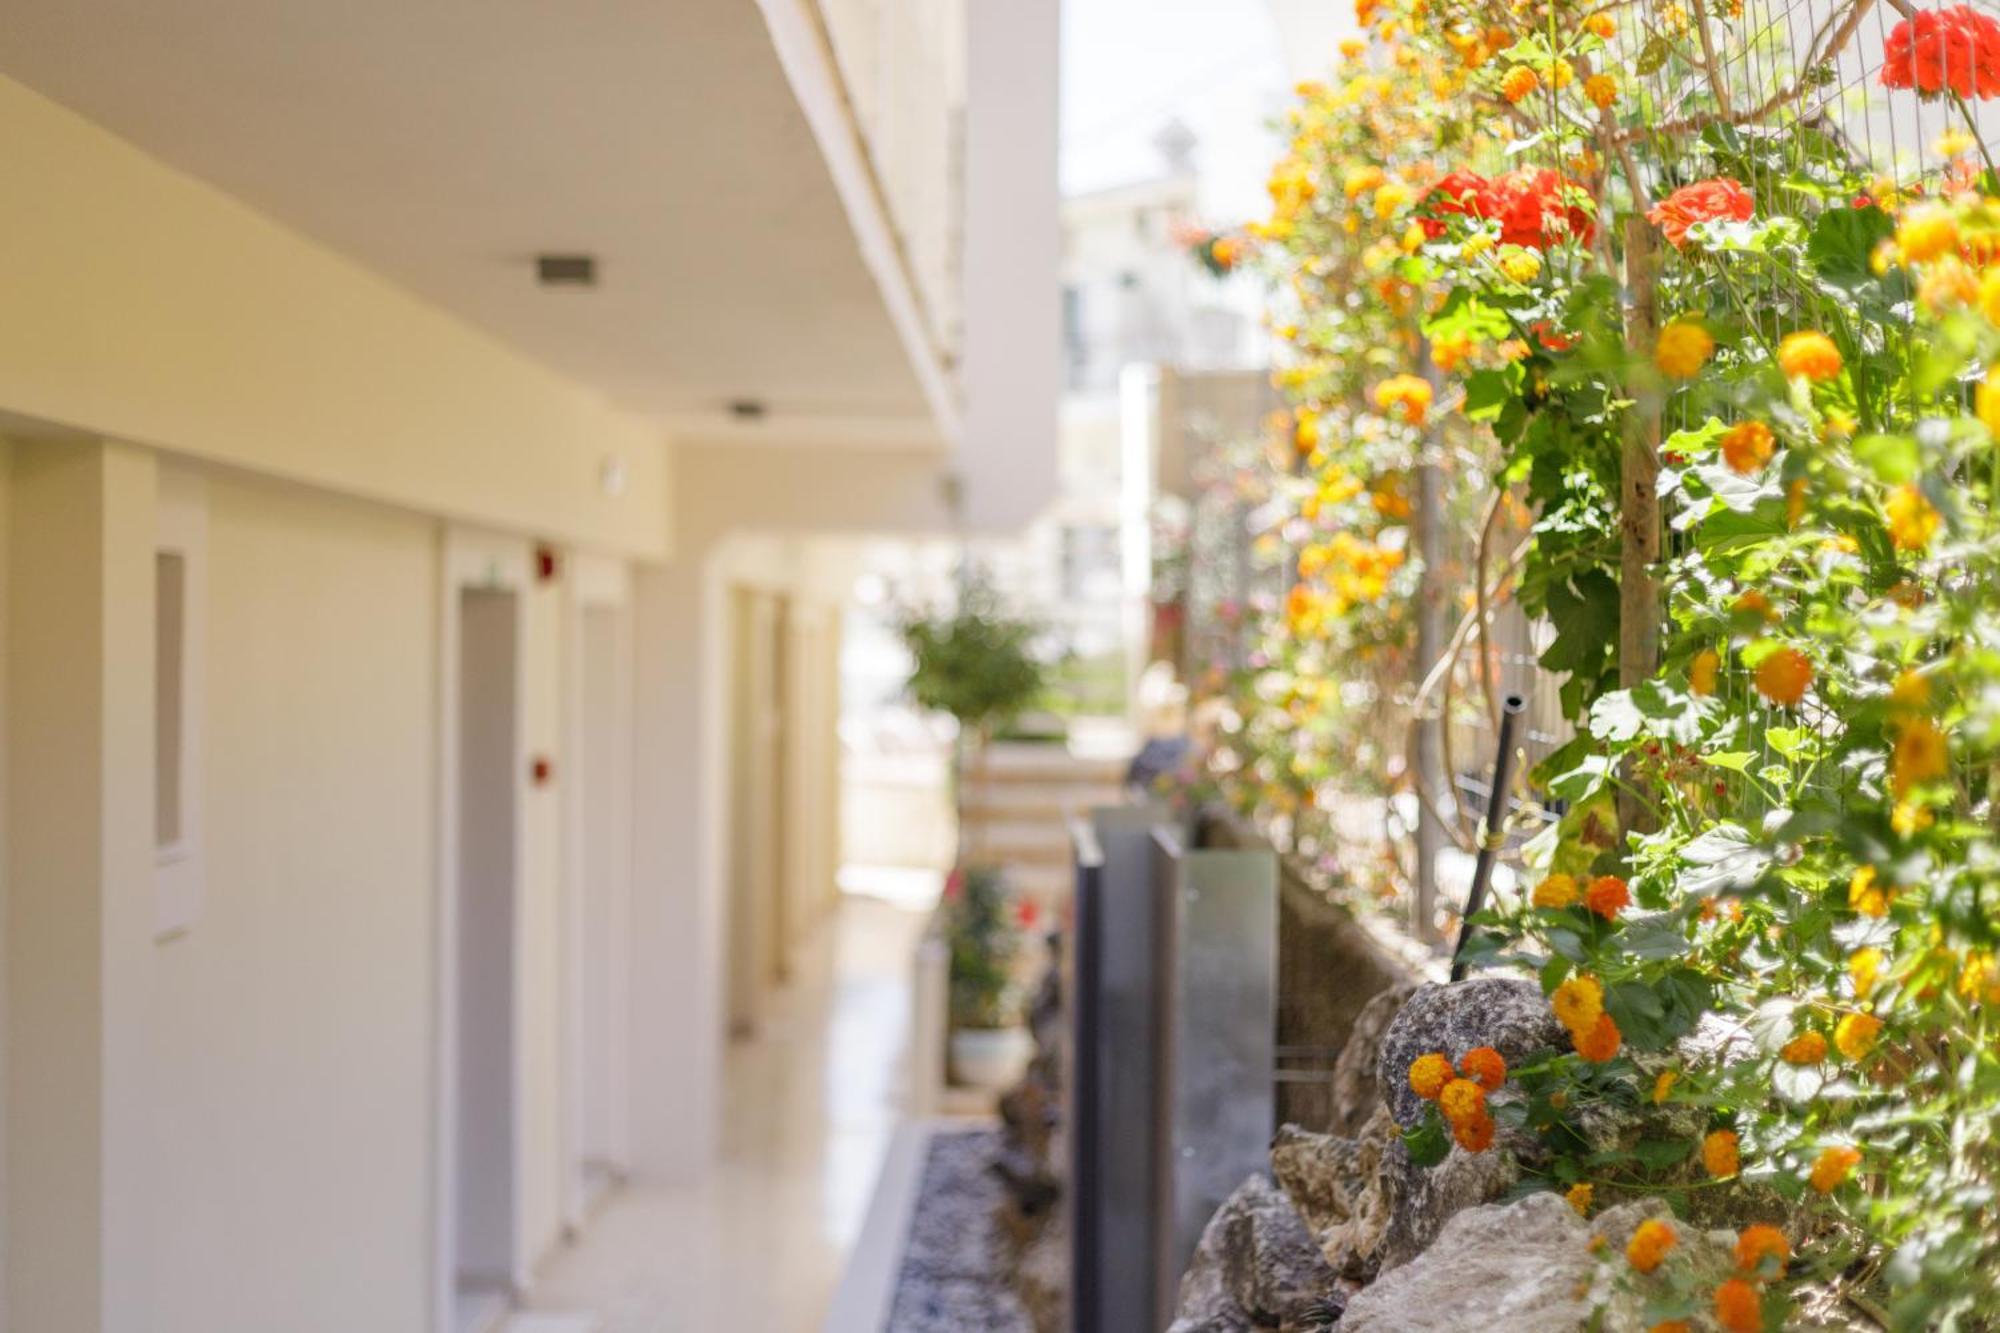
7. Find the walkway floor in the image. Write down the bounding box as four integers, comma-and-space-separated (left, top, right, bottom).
517, 888, 935, 1333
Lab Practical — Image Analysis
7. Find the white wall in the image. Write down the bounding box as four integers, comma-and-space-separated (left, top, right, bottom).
516, 571, 567, 1276
147, 469, 435, 1333
0, 74, 669, 561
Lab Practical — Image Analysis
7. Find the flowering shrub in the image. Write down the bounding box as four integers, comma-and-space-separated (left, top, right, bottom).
1182, 0, 2000, 1324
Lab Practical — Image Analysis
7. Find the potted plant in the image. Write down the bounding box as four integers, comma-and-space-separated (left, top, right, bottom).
941, 864, 1033, 1089
899, 572, 1049, 855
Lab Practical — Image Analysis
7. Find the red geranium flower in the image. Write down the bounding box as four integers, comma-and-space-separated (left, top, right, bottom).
1647, 177, 1755, 248
1481, 168, 1596, 249
1881, 5, 2000, 99
1419, 170, 1490, 238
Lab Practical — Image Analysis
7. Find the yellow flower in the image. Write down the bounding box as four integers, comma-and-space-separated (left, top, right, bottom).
1690, 648, 1719, 696
1373, 373, 1434, 425
1652, 1070, 1679, 1104
1340, 37, 1368, 58
1780, 1031, 1827, 1065
1979, 369, 2000, 438
1462, 232, 1494, 258
1834, 1011, 1882, 1061
1550, 58, 1575, 88
1787, 478, 1808, 528
1655, 320, 1715, 378
1499, 247, 1542, 283
1438, 1077, 1488, 1127
1777, 331, 1843, 381
1626, 1218, 1678, 1273
1408, 1051, 1454, 1100
1551, 974, 1604, 1035
1565, 1182, 1594, 1216
1892, 716, 1949, 796
1344, 164, 1386, 199
1959, 951, 2000, 1005
1980, 275, 2000, 325
1501, 65, 1539, 103
1891, 668, 1930, 712
1849, 866, 1890, 918
1809, 1144, 1861, 1193
1896, 203, 1960, 263
1850, 947, 1884, 998
1935, 127, 1977, 159
1720, 421, 1774, 474
1532, 873, 1580, 908
1702, 1129, 1740, 1179
1885, 484, 1939, 552
1586, 12, 1618, 37
1584, 73, 1618, 109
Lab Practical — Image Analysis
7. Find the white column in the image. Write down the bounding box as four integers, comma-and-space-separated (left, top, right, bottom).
6, 439, 155, 1332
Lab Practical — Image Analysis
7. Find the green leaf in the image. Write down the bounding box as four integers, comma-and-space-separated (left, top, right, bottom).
1766, 727, 1811, 759
1807, 204, 1894, 287
1853, 433, 1921, 484
1403, 1114, 1450, 1168
1703, 751, 1757, 772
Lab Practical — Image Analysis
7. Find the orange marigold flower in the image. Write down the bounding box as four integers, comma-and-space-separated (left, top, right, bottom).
1533, 872, 1580, 909
1780, 1031, 1828, 1064
1574, 1011, 1622, 1063
1438, 1077, 1488, 1126
1754, 647, 1812, 708
1501, 65, 1540, 102
1459, 1045, 1508, 1092
1626, 1217, 1678, 1273
1809, 1144, 1861, 1194
1721, 420, 1775, 474
1586, 12, 1618, 37
1453, 1111, 1497, 1152
1735, 1224, 1790, 1277
1892, 716, 1949, 797
1586, 874, 1631, 920
1777, 331, 1843, 381
1654, 320, 1715, 378
1690, 648, 1719, 696
1565, 1181, 1594, 1215
1715, 1277, 1763, 1332
1885, 483, 1940, 551
1585, 73, 1618, 108
1703, 1129, 1741, 1179
1652, 1069, 1680, 1104
1408, 1051, 1454, 1099
1835, 1011, 1882, 1061
1552, 974, 1605, 1035
1373, 373, 1433, 425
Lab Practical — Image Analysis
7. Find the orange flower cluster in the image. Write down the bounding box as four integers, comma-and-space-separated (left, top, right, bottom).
1625, 1217, 1678, 1273
1702, 1128, 1740, 1179
1408, 1046, 1508, 1150
1584, 874, 1630, 920
1810, 1144, 1862, 1193
1551, 974, 1621, 1062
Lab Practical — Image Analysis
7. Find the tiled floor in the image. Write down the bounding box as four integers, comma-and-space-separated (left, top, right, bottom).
517, 888, 937, 1333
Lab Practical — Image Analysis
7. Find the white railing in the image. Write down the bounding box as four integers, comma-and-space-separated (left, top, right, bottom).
813, 0, 966, 369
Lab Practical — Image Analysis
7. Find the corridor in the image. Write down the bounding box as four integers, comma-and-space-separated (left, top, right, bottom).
518, 889, 936, 1332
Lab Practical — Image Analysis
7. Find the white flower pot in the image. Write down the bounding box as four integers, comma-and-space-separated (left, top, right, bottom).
949, 1025, 1033, 1091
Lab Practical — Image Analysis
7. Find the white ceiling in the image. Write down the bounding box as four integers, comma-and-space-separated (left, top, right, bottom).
0, 0, 939, 439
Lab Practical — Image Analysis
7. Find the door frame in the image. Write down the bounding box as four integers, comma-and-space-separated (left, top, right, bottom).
433, 527, 533, 1332
560, 552, 634, 1231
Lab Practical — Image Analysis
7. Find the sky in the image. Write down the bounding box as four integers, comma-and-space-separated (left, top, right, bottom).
1059, 0, 1297, 222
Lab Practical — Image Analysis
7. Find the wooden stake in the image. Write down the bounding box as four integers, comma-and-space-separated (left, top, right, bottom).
1619, 215, 1662, 832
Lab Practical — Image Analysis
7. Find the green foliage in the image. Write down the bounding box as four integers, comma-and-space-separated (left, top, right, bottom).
943, 865, 1020, 1030
899, 574, 1047, 736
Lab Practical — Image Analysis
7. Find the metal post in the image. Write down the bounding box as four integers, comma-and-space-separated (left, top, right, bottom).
1450, 694, 1527, 981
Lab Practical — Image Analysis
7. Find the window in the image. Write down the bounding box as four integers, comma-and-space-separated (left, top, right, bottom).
155, 471, 206, 939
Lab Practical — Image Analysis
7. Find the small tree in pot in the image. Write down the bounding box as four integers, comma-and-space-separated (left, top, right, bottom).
899, 573, 1047, 856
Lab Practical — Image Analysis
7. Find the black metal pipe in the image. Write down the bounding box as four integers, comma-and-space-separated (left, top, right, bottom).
1450, 693, 1528, 982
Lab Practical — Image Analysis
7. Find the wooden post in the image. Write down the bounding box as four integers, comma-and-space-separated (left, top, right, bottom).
1619, 215, 1662, 832
1413, 344, 1452, 944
